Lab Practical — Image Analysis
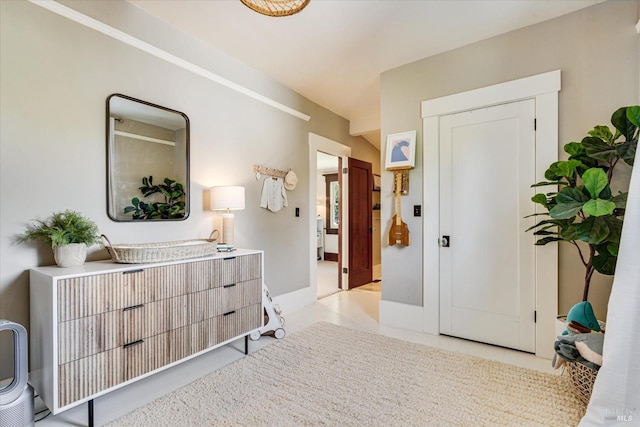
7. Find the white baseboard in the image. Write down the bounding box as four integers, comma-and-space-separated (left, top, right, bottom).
271, 285, 315, 315
379, 300, 424, 333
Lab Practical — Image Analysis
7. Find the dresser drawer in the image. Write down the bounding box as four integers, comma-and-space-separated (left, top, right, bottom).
187, 254, 262, 292
120, 334, 163, 382
143, 264, 188, 300
189, 317, 217, 354
57, 264, 188, 322
58, 311, 120, 365
121, 295, 189, 345
58, 347, 122, 408
58, 271, 143, 322
122, 326, 190, 382
186, 258, 223, 292
219, 253, 262, 286
188, 279, 261, 324
58, 295, 190, 364
58, 324, 193, 408
218, 279, 262, 313
217, 303, 261, 343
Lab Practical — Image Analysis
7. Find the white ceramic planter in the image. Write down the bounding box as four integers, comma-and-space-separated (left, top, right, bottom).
555, 315, 568, 337
54, 243, 87, 267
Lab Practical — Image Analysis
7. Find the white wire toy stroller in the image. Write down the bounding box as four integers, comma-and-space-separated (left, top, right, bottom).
250, 284, 285, 340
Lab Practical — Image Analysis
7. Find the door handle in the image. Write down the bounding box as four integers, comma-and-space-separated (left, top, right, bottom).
441, 235, 450, 247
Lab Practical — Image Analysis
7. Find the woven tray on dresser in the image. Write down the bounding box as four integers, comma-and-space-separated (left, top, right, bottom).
102, 233, 218, 263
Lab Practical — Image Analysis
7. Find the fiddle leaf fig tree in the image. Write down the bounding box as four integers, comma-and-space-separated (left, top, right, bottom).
124, 175, 186, 220
527, 106, 639, 302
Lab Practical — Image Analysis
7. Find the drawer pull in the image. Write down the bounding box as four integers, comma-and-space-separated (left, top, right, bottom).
123, 304, 144, 312
123, 339, 144, 349
223, 257, 236, 261
223, 283, 236, 288
123, 269, 144, 275
223, 310, 236, 317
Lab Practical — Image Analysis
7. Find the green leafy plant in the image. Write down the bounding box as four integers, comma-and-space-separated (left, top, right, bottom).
124, 175, 186, 220
18, 210, 100, 248
528, 106, 639, 302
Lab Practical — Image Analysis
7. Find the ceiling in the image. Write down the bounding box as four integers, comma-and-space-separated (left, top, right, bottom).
129, 0, 604, 149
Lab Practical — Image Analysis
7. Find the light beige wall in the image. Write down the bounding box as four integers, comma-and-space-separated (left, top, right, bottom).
0, 0, 374, 379
380, 0, 639, 319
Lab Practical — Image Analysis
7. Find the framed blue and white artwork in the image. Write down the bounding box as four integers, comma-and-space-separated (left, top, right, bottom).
385, 130, 416, 170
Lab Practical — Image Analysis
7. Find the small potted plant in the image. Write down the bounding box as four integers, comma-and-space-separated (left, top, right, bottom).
18, 210, 101, 267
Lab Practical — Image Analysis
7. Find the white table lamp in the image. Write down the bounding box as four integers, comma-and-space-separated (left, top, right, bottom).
209, 185, 245, 245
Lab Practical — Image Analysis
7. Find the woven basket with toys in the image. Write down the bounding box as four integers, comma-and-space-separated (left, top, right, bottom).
552, 301, 605, 405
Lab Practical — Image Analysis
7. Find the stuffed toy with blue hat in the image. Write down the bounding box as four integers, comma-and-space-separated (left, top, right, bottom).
562, 301, 600, 335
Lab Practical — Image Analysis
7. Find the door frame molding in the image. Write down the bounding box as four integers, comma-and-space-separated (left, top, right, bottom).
309, 133, 351, 298
421, 70, 560, 358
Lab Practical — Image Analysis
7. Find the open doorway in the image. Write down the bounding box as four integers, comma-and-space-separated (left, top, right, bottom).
309, 133, 350, 302
316, 151, 341, 299
309, 133, 381, 301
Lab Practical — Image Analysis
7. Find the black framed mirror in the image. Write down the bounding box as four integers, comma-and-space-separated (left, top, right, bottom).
106, 94, 190, 221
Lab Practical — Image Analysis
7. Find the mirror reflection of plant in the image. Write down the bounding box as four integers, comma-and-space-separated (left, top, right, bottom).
527, 106, 639, 302
124, 176, 186, 220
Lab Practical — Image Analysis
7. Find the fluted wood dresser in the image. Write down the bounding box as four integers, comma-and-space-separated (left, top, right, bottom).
29, 249, 263, 419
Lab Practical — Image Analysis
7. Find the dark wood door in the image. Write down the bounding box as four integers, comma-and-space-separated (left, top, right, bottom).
348, 157, 373, 289
337, 157, 342, 289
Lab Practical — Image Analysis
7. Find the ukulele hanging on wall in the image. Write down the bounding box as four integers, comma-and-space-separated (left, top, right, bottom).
388, 170, 410, 246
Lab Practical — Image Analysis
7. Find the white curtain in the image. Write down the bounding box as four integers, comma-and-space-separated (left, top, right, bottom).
580, 147, 640, 425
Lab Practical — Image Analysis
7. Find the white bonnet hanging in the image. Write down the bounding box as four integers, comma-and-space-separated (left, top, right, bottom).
284, 171, 298, 191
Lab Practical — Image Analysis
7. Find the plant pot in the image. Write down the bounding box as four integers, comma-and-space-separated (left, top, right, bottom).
555, 315, 568, 337
54, 243, 87, 267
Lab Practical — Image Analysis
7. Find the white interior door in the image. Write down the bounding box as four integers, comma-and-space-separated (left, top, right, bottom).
439, 99, 536, 352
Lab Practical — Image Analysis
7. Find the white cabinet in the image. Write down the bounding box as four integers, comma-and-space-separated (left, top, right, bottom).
30, 249, 262, 415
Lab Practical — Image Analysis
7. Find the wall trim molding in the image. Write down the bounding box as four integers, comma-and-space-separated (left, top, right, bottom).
379, 300, 424, 333
309, 133, 351, 296
29, 0, 311, 122
272, 286, 315, 315
421, 70, 560, 118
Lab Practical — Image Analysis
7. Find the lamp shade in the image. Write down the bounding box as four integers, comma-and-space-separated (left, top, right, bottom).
209, 186, 245, 211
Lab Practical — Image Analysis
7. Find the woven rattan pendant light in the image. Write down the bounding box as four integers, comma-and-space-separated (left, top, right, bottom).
240, 0, 310, 17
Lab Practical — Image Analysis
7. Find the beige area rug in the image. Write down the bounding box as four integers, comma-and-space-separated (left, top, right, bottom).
107, 322, 585, 426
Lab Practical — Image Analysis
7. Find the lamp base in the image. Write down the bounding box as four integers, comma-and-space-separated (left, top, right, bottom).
221, 213, 235, 246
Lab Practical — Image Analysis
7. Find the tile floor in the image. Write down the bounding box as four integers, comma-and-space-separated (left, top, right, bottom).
36, 284, 556, 426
